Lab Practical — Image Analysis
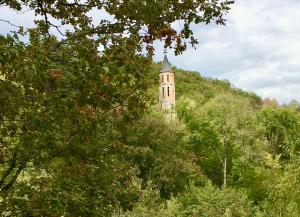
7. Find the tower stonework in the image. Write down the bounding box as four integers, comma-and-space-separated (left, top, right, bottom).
159, 55, 176, 113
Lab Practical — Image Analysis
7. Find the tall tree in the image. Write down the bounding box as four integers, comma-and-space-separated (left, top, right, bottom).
258, 107, 300, 162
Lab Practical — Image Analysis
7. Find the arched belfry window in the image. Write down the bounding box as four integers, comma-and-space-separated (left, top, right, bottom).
162, 87, 165, 98
167, 87, 170, 97
167, 75, 169, 82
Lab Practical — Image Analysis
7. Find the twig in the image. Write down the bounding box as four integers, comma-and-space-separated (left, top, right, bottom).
0, 18, 21, 28
48, 22, 66, 37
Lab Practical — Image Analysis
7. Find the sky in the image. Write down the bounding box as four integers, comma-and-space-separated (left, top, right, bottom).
154, 0, 300, 103
1, 0, 300, 103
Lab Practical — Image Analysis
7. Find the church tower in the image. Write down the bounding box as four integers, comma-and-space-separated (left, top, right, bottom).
159, 55, 175, 112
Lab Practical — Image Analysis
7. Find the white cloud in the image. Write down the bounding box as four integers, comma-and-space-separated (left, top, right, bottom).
0, 6, 36, 32
154, 0, 300, 103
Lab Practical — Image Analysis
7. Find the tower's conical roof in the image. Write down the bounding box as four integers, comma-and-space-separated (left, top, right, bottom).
160, 55, 172, 73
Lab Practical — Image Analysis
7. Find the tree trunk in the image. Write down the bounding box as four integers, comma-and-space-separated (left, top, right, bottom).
223, 141, 227, 188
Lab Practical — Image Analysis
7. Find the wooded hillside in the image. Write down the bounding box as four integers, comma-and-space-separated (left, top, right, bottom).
3, 61, 299, 216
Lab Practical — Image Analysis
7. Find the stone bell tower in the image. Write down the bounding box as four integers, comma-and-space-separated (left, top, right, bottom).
159, 55, 175, 112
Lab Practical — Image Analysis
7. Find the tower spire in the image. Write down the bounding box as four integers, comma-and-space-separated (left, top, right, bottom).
159, 54, 176, 113
161, 55, 172, 73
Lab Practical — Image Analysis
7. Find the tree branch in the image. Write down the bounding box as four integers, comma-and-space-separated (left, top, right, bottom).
1, 162, 26, 193
48, 22, 66, 36
36, 0, 50, 38
0, 18, 21, 28
0, 152, 17, 189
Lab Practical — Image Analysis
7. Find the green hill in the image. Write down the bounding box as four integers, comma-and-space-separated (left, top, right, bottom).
119, 64, 300, 217
1, 61, 300, 216
151, 63, 261, 106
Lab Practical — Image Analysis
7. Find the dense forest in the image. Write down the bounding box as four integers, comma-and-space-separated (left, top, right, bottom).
1, 0, 300, 216
2, 60, 300, 216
